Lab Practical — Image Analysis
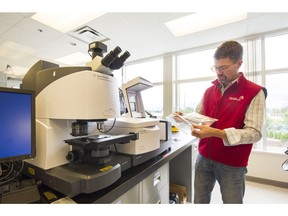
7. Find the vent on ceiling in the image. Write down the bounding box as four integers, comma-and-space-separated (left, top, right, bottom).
69, 26, 109, 44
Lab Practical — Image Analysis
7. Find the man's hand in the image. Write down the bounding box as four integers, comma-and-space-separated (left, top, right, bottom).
172, 112, 185, 123
191, 124, 227, 140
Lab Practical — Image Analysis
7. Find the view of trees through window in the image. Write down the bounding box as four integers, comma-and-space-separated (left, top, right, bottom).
178, 81, 213, 113
256, 73, 288, 152
264, 34, 288, 152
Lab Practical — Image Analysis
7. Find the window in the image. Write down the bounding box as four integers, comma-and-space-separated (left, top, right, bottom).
125, 59, 163, 83
264, 33, 288, 152
177, 49, 215, 80
121, 31, 288, 154
178, 81, 213, 113
265, 33, 288, 70
265, 73, 288, 152
176, 47, 216, 114
175, 36, 288, 153
124, 58, 163, 118
142, 85, 163, 118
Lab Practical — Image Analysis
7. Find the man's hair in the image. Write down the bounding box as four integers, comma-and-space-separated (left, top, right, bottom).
214, 41, 243, 62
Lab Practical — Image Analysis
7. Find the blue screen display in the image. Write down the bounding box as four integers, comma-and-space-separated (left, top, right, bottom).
0, 91, 33, 160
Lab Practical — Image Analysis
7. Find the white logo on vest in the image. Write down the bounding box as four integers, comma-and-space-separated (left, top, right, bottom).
229, 95, 244, 101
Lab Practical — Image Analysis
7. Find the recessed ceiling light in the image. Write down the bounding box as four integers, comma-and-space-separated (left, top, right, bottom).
165, 12, 247, 37
31, 12, 106, 33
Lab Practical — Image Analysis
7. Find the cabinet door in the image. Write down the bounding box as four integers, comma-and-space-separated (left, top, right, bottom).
148, 184, 169, 204
141, 163, 169, 203
112, 184, 139, 204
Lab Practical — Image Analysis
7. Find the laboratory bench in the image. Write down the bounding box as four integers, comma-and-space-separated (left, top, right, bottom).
1, 133, 197, 204
70, 132, 197, 204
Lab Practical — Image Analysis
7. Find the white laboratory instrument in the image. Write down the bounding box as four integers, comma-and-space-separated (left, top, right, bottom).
21, 42, 134, 197
105, 117, 160, 155
21, 42, 171, 198
121, 76, 153, 118
106, 76, 172, 167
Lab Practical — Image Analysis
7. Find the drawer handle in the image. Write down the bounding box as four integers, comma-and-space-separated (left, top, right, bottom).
153, 171, 161, 187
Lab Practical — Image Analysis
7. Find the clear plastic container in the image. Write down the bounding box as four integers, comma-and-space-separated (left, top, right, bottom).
166, 112, 218, 135
182, 112, 218, 126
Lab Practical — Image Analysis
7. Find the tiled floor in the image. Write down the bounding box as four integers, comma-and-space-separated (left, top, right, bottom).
209, 180, 288, 204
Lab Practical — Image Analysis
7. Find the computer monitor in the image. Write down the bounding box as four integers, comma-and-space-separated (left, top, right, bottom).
0, 87, 35, 163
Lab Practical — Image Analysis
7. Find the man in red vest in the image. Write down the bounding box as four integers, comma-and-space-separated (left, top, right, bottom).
192, 41, 266, 204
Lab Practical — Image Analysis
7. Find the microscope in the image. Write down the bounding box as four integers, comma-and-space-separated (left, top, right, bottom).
21, 42, 135, 197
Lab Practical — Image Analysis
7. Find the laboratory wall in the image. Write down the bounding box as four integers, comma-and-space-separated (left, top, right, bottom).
247, 151, 287, 185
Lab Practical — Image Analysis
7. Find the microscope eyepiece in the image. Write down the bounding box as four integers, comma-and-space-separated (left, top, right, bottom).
101, 46, 122, 67
119, 51, 131, 63
108, 50, 131, 70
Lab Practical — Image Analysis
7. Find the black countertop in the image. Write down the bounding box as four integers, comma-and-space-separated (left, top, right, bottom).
72, 133, 196, 203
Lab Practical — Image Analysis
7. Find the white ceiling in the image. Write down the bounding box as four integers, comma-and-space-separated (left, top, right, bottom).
1, 12, 288, 78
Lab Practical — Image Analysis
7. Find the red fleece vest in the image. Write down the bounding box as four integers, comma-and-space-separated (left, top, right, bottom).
198, 73, 263, 167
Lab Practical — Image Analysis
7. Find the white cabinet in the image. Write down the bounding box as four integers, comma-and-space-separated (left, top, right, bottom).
112, 162, 169, 204
147, 183, 169, 204
140, 162, 169, 204
112, 184, 139, 204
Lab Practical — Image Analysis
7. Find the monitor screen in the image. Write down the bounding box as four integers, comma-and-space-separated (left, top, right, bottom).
0, 87, 35, 163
